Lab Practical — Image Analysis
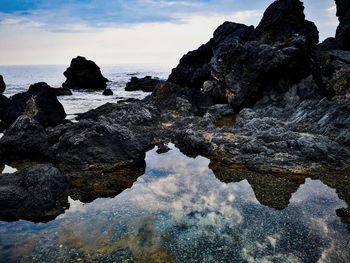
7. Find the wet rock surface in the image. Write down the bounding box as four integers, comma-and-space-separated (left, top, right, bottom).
0, 164, 69, 222
63, 56, 108, 90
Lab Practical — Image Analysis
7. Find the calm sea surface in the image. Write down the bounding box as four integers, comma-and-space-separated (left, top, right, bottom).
0, 66, 349, 262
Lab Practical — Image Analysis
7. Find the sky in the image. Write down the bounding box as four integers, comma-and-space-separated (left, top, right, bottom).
0, 0, 339, 67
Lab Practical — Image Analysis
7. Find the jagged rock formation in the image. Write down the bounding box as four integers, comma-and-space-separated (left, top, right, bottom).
169, 0, 319, 110
103, 88, 113, 96
335, 0, 350, 50
63, 56, 109, 90
0, 75, 5, 94
0, 83, 66, 131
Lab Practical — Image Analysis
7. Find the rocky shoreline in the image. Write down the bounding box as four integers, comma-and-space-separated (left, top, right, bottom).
0, 0, 349, 224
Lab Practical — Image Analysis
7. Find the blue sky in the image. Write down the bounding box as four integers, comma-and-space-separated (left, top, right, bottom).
0, 0, 338, 66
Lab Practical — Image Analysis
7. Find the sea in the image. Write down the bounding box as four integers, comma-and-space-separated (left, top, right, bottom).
0, 65, 350, 262
0, 64, 170, 119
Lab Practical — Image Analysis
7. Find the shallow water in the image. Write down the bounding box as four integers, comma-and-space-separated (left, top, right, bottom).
0, 64, 169, 119
0, 144, 349, 263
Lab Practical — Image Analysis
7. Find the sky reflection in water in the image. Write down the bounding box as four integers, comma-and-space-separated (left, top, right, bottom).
0, 144, 349, 262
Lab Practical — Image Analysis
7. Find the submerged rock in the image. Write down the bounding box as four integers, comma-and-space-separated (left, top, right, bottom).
29, 82, 72, 96
125, 76, 161, 92
63, 56, 108, 90
1, 84, 66, 130
0, 164, 69, 222
0, 75, 5, 93
102, 88, 113, 96
335, 0, 350, 51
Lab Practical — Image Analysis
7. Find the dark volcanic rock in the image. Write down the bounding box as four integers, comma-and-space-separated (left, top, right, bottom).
168, 0, 318, 110
335, 0, 350, 51
0, 116, 49, 161
63, 56, 108, 90
125, 76, 161, 92
0, 164, 69, 222
103, 88, 113, 96
0, 75, 5, 93
29, 82, 72, 96
48, 118, 146, 166
1, 84, 66, 130
252, 0, 319, 48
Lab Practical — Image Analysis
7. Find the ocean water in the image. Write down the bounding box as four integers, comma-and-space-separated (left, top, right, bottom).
0, 64, 169, 119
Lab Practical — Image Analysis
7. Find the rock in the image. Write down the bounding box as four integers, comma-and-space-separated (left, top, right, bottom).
125, 76, 161, 92
28, 82, 72, 96
48, 118, 146, 166
0, 116, 49, 162
1, 84, 66, 130
103, 88, 113, 96
0, 94, 9, 128
335, 0, 350, 50
252, 0, 318, 48
168, 41, 214, 89
0, 164, 69, 222
62, 56, 108, 90
156, 144, 171, 154
0, 75, 5, 93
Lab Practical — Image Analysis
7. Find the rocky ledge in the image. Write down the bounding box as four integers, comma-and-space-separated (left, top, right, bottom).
0, 0, 349, 223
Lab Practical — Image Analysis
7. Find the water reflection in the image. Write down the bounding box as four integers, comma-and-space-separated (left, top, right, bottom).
0, 144, 349, 262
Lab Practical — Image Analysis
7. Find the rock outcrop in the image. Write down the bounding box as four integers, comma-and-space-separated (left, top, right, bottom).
125, 76, 161, 92
0, 84, 66, 130
168, 0, 319, 110
63, 56, 109, 90
0, 75, 5, 93
0, 164, 69, 222
29, 82, 72, 96
102, 88, 113, 96
335, 0, 350, 51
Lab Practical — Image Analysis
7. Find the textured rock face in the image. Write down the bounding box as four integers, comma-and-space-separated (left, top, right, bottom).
335, 0, 350, 50
0, 75, 5, 93
0, 116, 49, 161
168, 0, 319, 110
0, 84, 66, 130
253, 0, 319, 48
0, 164, 69, 222
63, 56, 108, 90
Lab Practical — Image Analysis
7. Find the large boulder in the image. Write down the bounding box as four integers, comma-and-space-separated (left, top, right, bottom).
48, 117, 146, 166
29, 82, 72, 96
0, 164, 69, 222
252, 0, 319, 48
0, 75, 5, 93
0, 116, 49, 162
125, 76, 161, 92
1, 84, 66, 130
62, 56, 108, 90
335, 0, 350, 51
